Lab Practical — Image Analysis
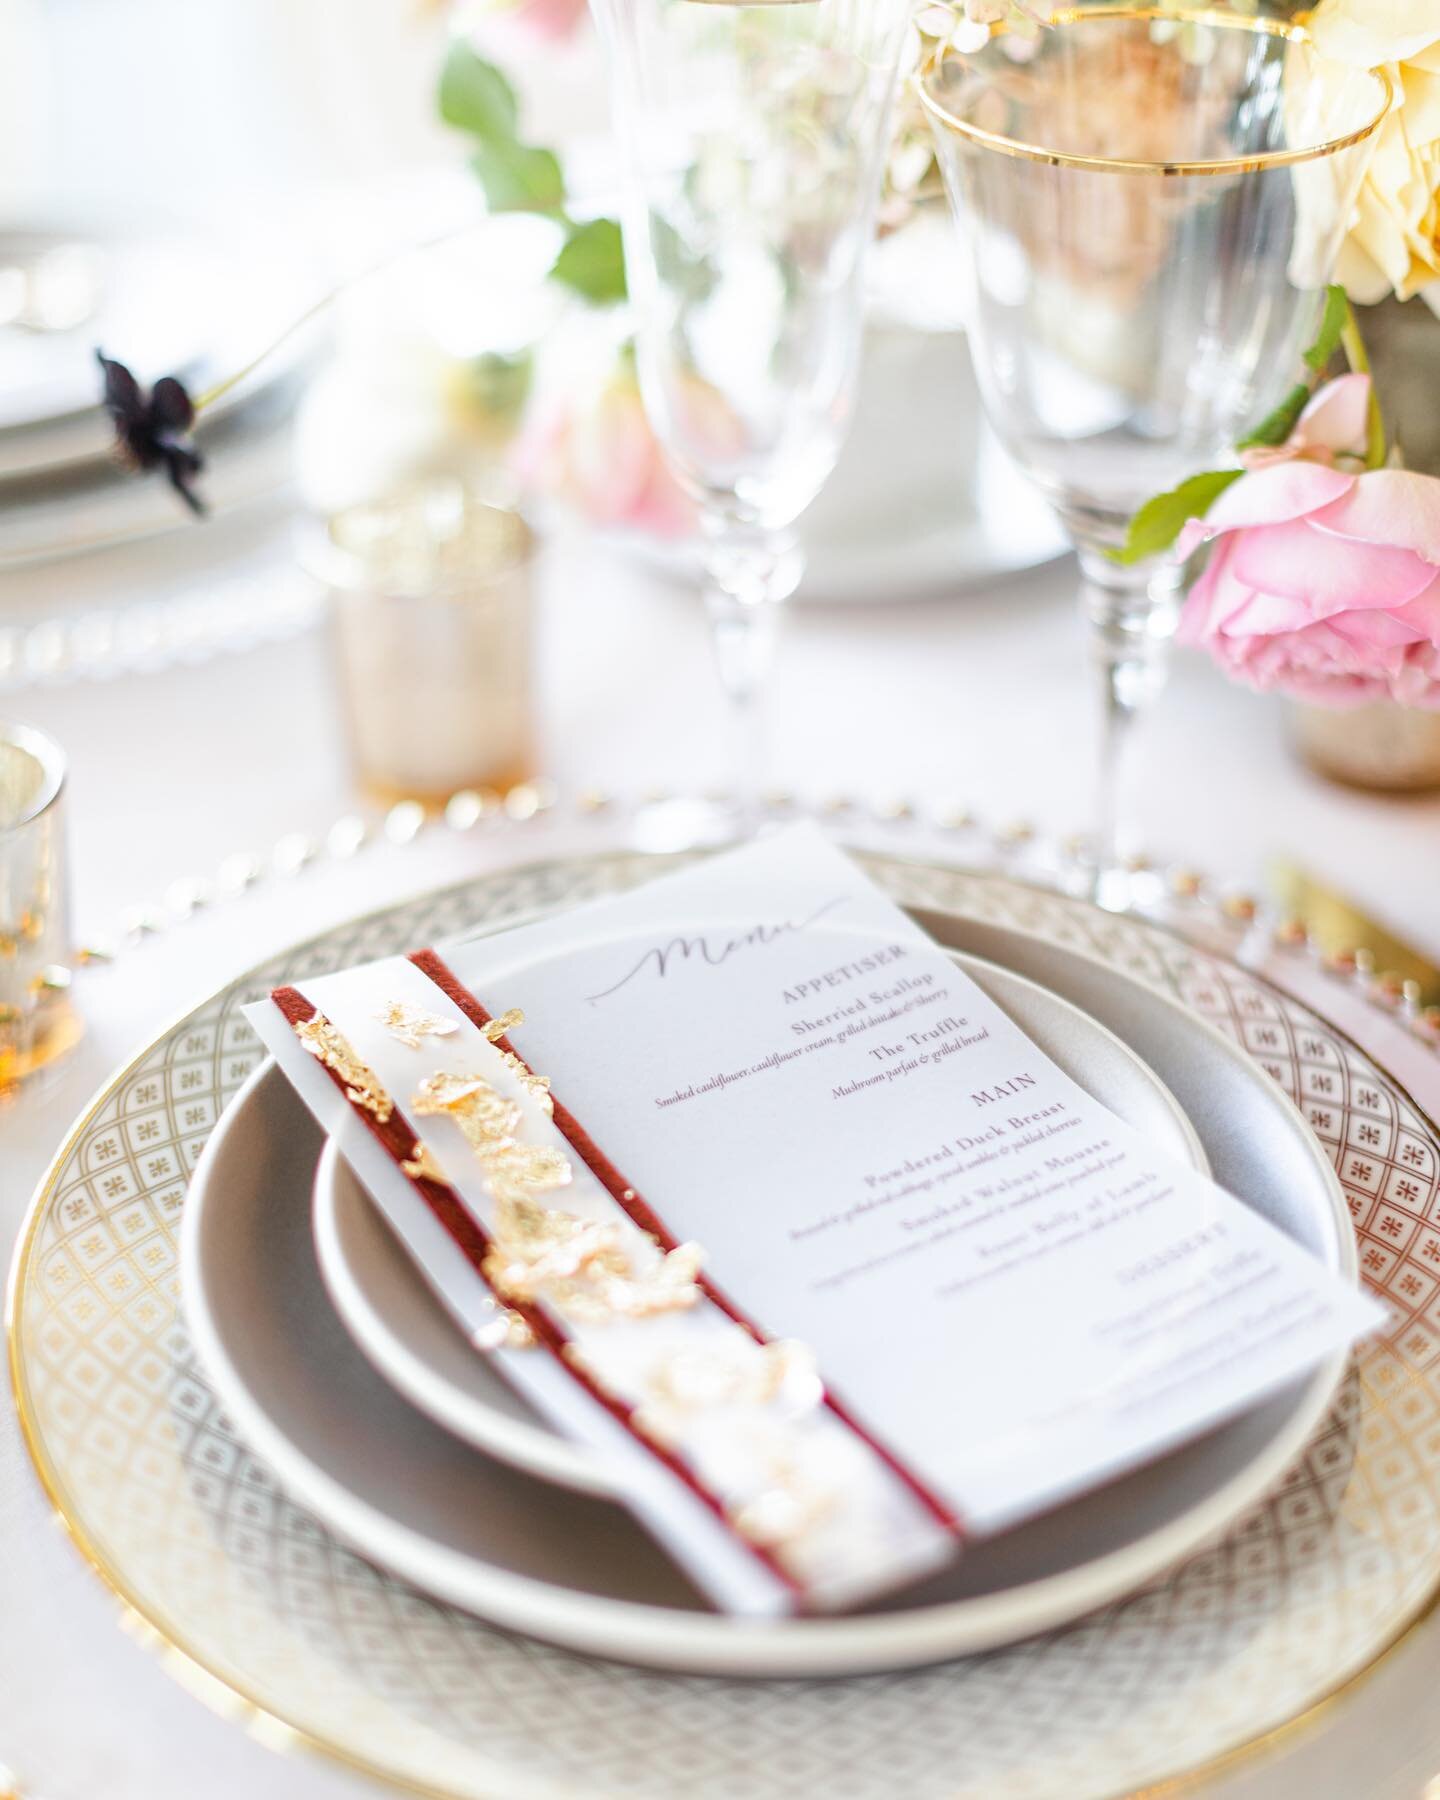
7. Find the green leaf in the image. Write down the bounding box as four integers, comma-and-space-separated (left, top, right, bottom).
469, 141, 566, 214
1109, 468, 1244, 566
438, 41, 518, 141
1303, 284, 1349, 373
1236, 382, 1310, 452
550, 217, 628, 304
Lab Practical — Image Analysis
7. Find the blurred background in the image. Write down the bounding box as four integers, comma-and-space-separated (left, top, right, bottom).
4, 0, 587, 214
1, 0, 1436, 962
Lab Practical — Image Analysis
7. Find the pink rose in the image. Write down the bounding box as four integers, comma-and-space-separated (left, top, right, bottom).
512, 358, 696, 539
1177, 377, 1440, 708
1236, 371, 1372, 473
475, 0, 589, 45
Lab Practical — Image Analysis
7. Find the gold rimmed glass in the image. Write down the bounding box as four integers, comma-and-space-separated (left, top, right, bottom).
0, 721, 80, 1093
591, 0, 914, 846
921, 7, 1391, 907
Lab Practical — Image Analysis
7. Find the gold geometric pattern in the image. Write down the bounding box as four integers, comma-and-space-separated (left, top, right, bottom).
11, 851, 1440, 1800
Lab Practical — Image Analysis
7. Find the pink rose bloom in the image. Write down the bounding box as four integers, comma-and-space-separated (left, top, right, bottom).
512, 359, 696, 539
1177, 375, 1440, 708
476, 0, 589, 45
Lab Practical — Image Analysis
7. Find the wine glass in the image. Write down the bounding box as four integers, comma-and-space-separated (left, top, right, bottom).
919, 7, 1390, 908
590, 0, 914, 843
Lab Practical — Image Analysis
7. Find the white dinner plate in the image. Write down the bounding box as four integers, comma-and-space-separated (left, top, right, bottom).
180, 913, 1356, 1676
629, 424, 1070, 608
312, 948, 1209, 1498
798, 420, 1070, 604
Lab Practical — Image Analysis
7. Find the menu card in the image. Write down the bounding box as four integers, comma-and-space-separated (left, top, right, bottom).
250, 827, 1381, 1616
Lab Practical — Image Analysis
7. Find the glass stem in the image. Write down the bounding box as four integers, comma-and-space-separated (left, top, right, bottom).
1077, 548, 1183, 911
701, 517, 801, 838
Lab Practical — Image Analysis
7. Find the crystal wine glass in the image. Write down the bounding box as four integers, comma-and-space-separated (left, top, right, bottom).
590, 0, 914, 843
920, 7, 1390, 907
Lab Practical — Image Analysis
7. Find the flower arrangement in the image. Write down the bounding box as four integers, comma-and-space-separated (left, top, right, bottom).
432, 27, 672, 528
435, 35, 625, 308
511, 350, 694, 539
1309, 0, 1439, 305
95, 0, 993, 525
1123, 0, 1440, 715
1175, 372, 1440, 708
97, 0, 1439, 598
95, 23, 629, 522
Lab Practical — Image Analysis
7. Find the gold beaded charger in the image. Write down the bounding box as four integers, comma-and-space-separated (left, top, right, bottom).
10, 849, 1440, 1800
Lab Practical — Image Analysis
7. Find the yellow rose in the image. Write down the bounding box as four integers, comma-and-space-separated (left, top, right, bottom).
1310, 0, 1440, 302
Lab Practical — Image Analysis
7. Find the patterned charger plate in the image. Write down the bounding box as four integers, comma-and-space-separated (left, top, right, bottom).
9, 850, 1440, 1800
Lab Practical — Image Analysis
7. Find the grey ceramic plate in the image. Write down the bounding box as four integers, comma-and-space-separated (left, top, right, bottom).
179, 913, 1354, 1676
311, 948, 1210, 1498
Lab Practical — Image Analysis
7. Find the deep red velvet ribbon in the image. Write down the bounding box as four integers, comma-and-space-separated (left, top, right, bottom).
407, 948, 964, 1539
270, 982, 804, 1600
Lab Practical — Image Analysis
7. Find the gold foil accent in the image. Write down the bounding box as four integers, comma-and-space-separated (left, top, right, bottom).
474, 1010, 554, 1111
294, 1016, 393, 1122
411, 1071, 570, 1200
647, 1339, 822, 1418
473, 1309, 536, 1352
483, 1231, 704, 1324
411, 1063, 702, 1325
482, 1007, 525, 1041
505, 1053, 554, 1115
636, 1341, 835, 1569
375, 1000, 459, 1049
400, 1140, 447, 1183
729, 1451, 840, 1553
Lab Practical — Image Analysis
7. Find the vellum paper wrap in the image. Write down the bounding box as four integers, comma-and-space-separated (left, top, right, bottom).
251, 951, 956, 1617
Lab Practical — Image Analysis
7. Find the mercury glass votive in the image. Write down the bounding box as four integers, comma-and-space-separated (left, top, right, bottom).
0, 722, 80, 1092
1291, 702, 1440, 794
321, 482, 537, 808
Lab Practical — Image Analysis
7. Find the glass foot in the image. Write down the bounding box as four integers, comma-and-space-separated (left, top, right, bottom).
626, 794, 749, 855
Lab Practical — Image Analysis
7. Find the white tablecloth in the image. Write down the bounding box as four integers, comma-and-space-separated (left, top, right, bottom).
3, 497, 1440, 1800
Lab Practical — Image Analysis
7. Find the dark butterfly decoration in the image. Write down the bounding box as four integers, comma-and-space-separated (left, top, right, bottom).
96, 350, 207, 515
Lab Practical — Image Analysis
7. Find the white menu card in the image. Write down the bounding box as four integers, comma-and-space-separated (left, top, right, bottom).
251, 827, 1381, 1615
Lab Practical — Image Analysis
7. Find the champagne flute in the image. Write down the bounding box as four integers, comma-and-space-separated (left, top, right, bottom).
920, 7, 1390, 907
590, 0, 913, 843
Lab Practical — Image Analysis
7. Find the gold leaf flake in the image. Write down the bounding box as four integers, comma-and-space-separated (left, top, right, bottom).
498, 1048, 553, 1115
375, 1000, 458, 1050
649, 1348, 741, 1413
482, 1007, 525, 1042
644, 1337, 821, 1420
294, 1016, 393, 1122
412, 1071, 569, 1199
413, 1062, 703, 1326
473, 1308, 535, 1351
729, 1451, 840, 1554
400, 1140, 447, 1183
484, 1233, 704, 1323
